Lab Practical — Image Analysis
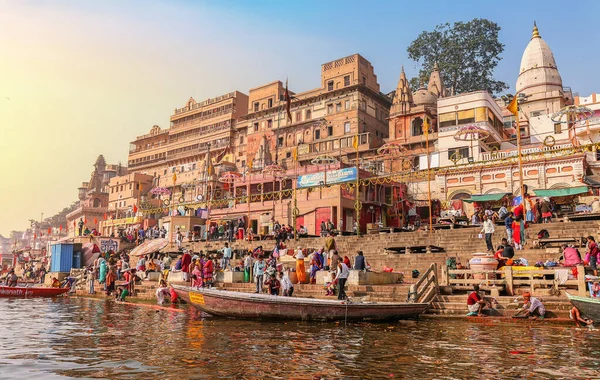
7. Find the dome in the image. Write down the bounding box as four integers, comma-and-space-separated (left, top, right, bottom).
515, 23, 562, 94
412, 88, 437, 106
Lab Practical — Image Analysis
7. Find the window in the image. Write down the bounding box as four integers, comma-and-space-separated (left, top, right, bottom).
328, 126, 333, 136
295, 112, 301, 122
192, 163, 196, 170
362, 76, 366, 85
135, 183, 139, 190
278, 136, 284, 147
315, 129, 321, 140
475, 107, 487, 122
336, 103, 341, 112
344, 122, 351, 133
163, 169, 167, 175
268, 98, 273, 108
457, 109, 475, 125
253, 122, 259, 132
286, 151, 291, 158
327, 81, 333, 91
241, 160, 245, 167
267, 119, 272, 128
439, 112, 456, 128
448, 147, 470, 161
412, 117, 424, 136
345, 100, 350, 110
253, 102, 259, 112
344, 75, 350, 86
305, 109, 311, 120
554, 123, 562, 134
530, 110, 545, 117
239, 136, 244, 144
327, 104, 333, 114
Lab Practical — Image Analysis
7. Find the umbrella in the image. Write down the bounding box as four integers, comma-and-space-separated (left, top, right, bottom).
262, 164, 285, 176
150, 187, 171, 196
311, 155, 338, 166
129, 238, 168, 257
454, 125, 491, 160
218, 171, 242, 184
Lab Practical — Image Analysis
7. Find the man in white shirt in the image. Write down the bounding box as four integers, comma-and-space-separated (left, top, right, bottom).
334, 261, 350, 300
480, 215, 495, 252
279, 271, 294, 297
220, 242, 233, 271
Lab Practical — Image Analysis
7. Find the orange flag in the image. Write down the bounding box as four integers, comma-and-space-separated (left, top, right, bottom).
133, 204, 138, 214
47, 227, 52, 235
507, 95, 518, 116
59, 224, 63, 232
103, 213, 108, 220
93, 217, 98, 225
84, 216, 87, 224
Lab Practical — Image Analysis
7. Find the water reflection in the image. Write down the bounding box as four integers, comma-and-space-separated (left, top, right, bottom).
0, 298, 598, 379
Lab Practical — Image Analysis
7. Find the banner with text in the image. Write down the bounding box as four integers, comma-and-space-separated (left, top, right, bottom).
297, 167, 357, 189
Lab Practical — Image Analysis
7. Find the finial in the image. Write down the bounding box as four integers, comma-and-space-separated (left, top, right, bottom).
433, 62, 439, 71
532, 21, 540, 39
401, 65, 404, 73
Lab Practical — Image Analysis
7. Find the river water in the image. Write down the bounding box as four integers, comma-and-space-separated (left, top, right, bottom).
0, 297, 599, 379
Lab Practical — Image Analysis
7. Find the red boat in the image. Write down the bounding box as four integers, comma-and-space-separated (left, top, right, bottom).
0, 286, 70, 298
173, 285, 429, 321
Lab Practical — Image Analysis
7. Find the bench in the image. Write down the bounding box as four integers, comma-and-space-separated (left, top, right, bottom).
537, 237, 580, 249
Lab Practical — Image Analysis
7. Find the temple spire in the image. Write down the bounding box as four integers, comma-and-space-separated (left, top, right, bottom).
390, 66, 413, 115
532, 21, 540, 39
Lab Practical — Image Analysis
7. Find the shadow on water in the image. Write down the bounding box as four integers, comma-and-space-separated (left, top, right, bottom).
0, 297, 599, 379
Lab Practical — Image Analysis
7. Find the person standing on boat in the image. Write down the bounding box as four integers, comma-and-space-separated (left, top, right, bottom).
253, 256, 266, 293
38, 264, 47, 284
181, 250, 192, 282
6, 270, 18, 287
293, 247, 306, 284
334, 260, 350, 300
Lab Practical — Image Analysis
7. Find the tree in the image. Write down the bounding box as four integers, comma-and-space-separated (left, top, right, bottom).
407, 18, 508, 96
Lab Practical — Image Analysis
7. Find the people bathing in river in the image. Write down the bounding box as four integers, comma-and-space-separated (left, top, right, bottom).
570, 306, 594, 327
466, 285, 490, 317
279, 272, 293, 297
515, 292, 546, 319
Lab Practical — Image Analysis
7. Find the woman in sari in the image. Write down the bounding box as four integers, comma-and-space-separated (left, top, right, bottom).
293, 247, 306, 284
309, 252, 320, 284
191, 264, 202, 288
203, 258, 214, 288
105, 265, 115, 296
98, 258, 108, 287
512, 217, 523, 250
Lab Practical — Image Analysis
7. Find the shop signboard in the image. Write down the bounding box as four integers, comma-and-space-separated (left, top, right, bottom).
297, 167, 357, 189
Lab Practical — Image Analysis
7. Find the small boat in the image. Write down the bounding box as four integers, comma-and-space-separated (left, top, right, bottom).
566, 292, 600, 322
172, 285, 429, 321
0, 285, 70, 298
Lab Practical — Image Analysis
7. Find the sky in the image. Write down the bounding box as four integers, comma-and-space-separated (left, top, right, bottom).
1, 0, 599, 236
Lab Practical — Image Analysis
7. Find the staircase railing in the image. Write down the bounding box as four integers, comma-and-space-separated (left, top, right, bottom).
408, 263, 439, 303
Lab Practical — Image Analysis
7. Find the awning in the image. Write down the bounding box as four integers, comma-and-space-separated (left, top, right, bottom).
584, 175, 600, 187
463, 193, 509, 203
533, 186, 589, 198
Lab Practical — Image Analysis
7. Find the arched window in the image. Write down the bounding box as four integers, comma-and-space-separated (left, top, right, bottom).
412, 117, 423, 136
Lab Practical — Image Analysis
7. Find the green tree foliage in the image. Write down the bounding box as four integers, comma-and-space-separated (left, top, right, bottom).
407, 18, 508, 96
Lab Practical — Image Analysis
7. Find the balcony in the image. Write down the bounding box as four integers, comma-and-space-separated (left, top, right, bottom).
480, 143, 574, 161
128, 156, 167, 169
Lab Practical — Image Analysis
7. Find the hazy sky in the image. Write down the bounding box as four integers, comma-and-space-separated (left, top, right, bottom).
1, 0, 599, 236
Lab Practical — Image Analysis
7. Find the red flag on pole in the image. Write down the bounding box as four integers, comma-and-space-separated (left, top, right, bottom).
103, 213, 108, 220
133, 204, 138, 214
59, 224, 63, 232
93, 217, 98, 225
47, 227, 52, 235
284, 79, 292, 123
84, 216, 87, 224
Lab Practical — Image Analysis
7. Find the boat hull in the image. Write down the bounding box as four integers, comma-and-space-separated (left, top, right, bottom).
0, 286, 70, 298
566, 292, 600, 322
173, 285, 429, 321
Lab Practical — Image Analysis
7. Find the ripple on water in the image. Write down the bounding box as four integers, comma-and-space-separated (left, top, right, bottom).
0, 298, 600, 379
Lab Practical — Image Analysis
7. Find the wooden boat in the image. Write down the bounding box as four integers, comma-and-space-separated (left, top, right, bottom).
0, 285, 70, 298
172, 285, 429, 321
566, 292, 600, 322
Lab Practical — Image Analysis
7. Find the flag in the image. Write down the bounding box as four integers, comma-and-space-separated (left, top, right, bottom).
93, 217, 98, 225
207, 159, 214, 176
84, 216, 87, 224
292, 147, 298, 162
133, 204, 138, 214
352, 135, 359, 150
103, 213, 108, 220
422, 117, 430, 137
507, 95, 518, 116
47, 227, 52, 235
59, 224, 63, 232
284, 79, 292, 123
172, 172, 177, 185
73, 220, 76, 229
248, 159, 253, 170
33, 233, 37, 240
